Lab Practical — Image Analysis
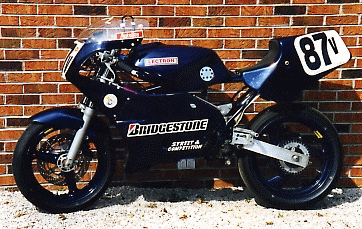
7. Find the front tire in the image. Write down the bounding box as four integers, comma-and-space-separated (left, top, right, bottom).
238, 105, 343, 209
12, 122, 115, 213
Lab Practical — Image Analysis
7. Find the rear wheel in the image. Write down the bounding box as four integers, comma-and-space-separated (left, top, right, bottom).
12, 122, 115, 213
238, 105, 343, 209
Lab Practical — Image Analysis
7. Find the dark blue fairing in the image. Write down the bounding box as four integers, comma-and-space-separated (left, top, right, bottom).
31, 108, 84, 129
30, 107, 108, 138
127, 42, 232, 91
240, 36, 337, 102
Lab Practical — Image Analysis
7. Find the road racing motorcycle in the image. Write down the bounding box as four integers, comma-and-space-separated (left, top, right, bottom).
12, 17, 351, 213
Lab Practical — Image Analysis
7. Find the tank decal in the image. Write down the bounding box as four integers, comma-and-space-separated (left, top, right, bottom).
144, 57, 178, 66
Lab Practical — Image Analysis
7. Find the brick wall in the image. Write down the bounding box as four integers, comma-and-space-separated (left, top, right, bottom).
1, 0, 362, 189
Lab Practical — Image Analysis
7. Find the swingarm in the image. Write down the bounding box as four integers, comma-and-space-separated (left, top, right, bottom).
231, 127, 309, 168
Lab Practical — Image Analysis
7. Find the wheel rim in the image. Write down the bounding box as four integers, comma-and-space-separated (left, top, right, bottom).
25, 126, 109, 206
250, 115, 336, 199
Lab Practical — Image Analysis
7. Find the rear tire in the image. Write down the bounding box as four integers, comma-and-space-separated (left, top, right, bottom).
12, 122, 115, 213
238, 105, 343, 209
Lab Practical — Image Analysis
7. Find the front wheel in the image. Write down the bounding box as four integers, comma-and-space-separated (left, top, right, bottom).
238, 105, 343, 209
12, 122, 115, 213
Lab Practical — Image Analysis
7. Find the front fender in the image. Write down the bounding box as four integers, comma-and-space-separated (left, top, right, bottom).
31, 107, 110, 138
31, 107, 84, 129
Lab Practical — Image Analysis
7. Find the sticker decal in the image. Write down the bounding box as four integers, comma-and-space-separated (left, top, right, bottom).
116, 30, 143, 40
127, 119, 208, 137
61, 41, 84, 79
200, 66, 214, 81
294, 30, 350, 76
144, 57, 178, 67
103, 94, 118, 108
168, 140, 203, 152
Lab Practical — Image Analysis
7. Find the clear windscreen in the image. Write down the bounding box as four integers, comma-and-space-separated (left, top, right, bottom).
77, 17, 149, 43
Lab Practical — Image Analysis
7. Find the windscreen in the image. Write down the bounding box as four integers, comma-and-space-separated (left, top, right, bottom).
77, 16, 149, 43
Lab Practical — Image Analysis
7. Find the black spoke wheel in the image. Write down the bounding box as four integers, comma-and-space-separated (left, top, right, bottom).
12, 122, 115, 213
238, 105, 343, 209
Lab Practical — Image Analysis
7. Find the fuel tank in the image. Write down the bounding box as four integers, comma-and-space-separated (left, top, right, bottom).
127, 42, 232, 91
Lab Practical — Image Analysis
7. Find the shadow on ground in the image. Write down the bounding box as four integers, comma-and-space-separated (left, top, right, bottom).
89, 186, 362, 211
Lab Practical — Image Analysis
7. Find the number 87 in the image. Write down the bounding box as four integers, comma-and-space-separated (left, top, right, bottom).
299, 33, 338, 71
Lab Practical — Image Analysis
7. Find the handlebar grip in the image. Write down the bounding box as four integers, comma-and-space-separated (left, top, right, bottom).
117, 61, 134, 74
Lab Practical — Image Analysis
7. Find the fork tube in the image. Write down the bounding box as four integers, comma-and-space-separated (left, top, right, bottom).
64, 105, 95, 169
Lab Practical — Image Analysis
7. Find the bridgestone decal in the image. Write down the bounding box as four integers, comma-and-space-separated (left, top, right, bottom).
127, 119, 208, 137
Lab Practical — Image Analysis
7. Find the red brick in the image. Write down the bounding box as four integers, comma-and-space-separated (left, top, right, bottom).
7, 72, 42, 84
304, 91, 337, 101
225, 39, 255, 49
22, 39, 57, 49
56, 17, 89, 27
124, 0, 156, 4
326, 15, 358, 25
20, 16, 55, 26
342, 4, 362, 14
338, 91, 362, 101
0, 130, 23, 140
293, 0, 324, 2
7, 95, 40, 105
38, 28, 72, 38
215, 50, 240, 59
5, 50, 39, 60
24, 84, 57, 93
241, 6, 273, 16
208, 6, 240, 16
176, 6, 206, 16
159, 0, 189, 4
1, 28, 36, 37
274, 28, 305, 37
0, 106, 22, 116
0, 85, 22, 94
59, 84, 80, 93
193, 39, 223, 49
320, 80, 353, 90
226, 0, 256, 3
43, 72, 65, 82
143, 6, 174, 16
38, 5, 72, 15
24, 61, 59, 71
258, 16, 289, 26
40, 50, 69, 59
24, 105, 54, 116
41, 94, 75, 104
208, 28, 240, 38
0, 175, 15, 186
225, 17, 256, 27
193, 17, 223, 27
342, 26, 362, 35
292, 16, 324, 26
308, 5, 340, 15
108, 6, 141, 16
144, 29, 174, 39
241, 28, 272, 38
0, 39, 20, 48
192, 0, 222, 4
2, 4, 37, 14
0, 16, 19, 26
175, 28, 207, 38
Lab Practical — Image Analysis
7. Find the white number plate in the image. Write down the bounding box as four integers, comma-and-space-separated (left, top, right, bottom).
61, 41, 84, 79
294, 30, 350, 76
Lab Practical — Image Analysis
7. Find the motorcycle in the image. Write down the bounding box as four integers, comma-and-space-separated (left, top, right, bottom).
12, 16, 351, 213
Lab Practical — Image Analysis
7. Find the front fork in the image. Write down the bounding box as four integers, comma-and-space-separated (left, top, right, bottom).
64, 99, 95, 170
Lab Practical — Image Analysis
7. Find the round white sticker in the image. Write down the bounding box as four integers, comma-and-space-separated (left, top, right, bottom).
103, 94, 118, 108
200, 66, 214, 81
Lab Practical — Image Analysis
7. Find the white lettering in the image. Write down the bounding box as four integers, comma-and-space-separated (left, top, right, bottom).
127, 119, 208, 137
